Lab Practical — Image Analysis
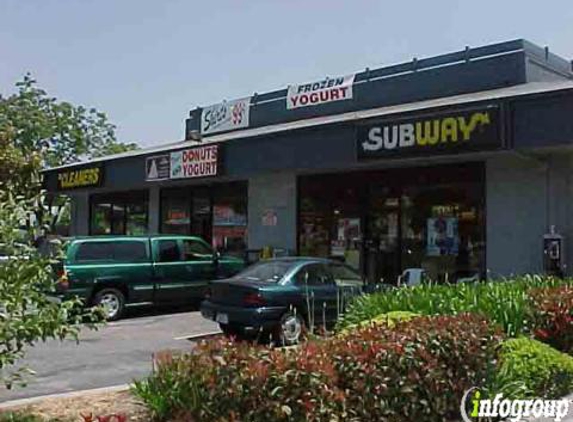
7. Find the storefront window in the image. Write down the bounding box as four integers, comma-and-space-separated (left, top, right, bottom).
212, 185, 248, 258
298, 164, 485, 284
161, 190, 191, 235
90, 192, 148, 235
160, 182, 248, 257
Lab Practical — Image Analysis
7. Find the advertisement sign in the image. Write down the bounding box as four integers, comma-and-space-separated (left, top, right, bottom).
145, 154, 170, 181
427, 217, 459, 256
170, 145, 219, 179
57, 165, 103, 190
357, 106, 502, 159
200, 97, 250, 135
286, 74, 355, 110
261, 209, 278, 227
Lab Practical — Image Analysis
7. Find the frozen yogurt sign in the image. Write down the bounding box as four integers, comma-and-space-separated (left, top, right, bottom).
170, 145, 219, 179
287, 74, 355, 110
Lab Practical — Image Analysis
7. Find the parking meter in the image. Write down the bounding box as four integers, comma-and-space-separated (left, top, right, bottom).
543, 225, 564, 277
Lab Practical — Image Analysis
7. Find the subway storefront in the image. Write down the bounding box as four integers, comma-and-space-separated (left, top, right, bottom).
44, 39, 573, 282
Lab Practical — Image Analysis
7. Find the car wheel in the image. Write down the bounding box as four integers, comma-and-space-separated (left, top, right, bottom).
277, 311, 305, 346
93, 288, 125, 321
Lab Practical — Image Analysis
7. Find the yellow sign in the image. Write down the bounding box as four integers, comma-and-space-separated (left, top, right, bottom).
57, 166, 103, 190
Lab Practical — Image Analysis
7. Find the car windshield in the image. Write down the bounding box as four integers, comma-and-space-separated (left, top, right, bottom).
233, 261, 293, 283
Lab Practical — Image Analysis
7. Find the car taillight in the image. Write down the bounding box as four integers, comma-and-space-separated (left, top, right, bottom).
57, 269, 70, 290
243, 292, 265, 306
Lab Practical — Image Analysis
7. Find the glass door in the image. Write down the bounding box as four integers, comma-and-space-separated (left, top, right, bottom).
364, 186, 401, 284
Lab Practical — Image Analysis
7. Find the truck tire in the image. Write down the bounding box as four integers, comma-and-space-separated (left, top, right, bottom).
93, 288, 125, 321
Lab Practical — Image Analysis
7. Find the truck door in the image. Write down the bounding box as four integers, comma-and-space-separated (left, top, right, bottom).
152, 238, 214, 304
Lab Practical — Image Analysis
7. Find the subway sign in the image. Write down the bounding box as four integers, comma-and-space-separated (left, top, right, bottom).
57, 165, 104, 190
357, 106, 502, 159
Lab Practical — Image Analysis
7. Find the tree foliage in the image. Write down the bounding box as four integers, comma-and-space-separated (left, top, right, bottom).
0, 74, 137, 195
0, 190, 102, 388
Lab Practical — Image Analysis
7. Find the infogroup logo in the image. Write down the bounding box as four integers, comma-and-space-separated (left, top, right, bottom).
460, 387, 570, 422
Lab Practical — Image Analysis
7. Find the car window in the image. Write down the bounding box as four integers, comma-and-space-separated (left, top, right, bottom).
157, 240, 181, 262
182, 239, 213, 261
113, 241, 148, 263
75, 242, 114, 262
295, 264, 333, 286
233, 261, 292, 283
330, 264, 363, 287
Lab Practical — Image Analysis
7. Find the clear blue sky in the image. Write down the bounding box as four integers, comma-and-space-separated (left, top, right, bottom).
1, 0, 572, 146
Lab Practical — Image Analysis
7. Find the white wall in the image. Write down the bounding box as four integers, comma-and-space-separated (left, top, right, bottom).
485, 153, 573, 276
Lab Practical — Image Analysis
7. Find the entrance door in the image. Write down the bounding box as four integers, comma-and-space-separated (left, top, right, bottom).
364, 188, 401, 284
330, 216, 362, 271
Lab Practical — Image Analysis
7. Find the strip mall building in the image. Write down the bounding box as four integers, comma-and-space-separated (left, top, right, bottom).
44, 39, 573, 283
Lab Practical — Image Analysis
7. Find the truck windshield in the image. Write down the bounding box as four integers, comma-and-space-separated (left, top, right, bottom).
233, 261, 293, 283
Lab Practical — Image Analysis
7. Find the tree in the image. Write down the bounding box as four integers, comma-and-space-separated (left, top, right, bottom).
0, 189, 101, 388
0, 74, 138, 228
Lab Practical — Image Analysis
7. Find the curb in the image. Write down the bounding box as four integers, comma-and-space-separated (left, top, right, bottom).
0, 384, 130, 409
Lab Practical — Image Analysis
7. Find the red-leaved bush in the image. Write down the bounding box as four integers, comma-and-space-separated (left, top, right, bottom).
133, 314, 501, 422
530, 286, 573, 353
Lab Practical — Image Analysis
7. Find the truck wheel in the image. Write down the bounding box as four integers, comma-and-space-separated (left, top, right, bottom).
276, 311, 306, 346
94, 288, 125, 321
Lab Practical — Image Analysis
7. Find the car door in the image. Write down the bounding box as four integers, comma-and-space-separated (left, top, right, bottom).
294, 263, 339, 328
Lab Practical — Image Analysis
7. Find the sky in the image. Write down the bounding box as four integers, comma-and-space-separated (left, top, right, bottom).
1, 0, 572, 147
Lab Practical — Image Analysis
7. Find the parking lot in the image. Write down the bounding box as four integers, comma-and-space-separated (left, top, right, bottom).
0, 308, 218, 402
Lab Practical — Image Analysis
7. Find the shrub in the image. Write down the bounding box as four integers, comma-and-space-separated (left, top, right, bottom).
338, 275, 568, 336
496, 337, 573, 398
134, 313, 501, 422
330, 314, 501, 421
338, 311, 419, 336
529, 286, 573, 353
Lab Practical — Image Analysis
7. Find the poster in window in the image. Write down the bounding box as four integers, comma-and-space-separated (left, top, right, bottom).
427, 217, 459, 256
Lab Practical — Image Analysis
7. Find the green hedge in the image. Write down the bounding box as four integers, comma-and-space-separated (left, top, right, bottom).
338, 275, 569, 337
497, 337, 573, 398
134, 314, 501, 422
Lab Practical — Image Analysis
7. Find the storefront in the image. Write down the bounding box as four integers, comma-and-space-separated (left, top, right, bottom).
44, 39, 573, 282
299, 163, 485, 283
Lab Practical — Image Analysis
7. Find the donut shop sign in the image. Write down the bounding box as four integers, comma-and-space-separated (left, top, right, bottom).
286, 74, 355, 110
170, 145, 219, 179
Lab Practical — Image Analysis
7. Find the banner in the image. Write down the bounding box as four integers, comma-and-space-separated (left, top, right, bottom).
287, 74, 355, 110
200, 97, 250, 135
145, 154, 170, 181
170, 145, 218, 179
357, 106, 502, 159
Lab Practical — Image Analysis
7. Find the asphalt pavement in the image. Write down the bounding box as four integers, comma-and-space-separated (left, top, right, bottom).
0, 307, 219, 402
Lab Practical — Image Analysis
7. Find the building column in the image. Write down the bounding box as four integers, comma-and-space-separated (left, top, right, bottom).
247, 172, 297, 252
70, 192, 90, 236
148, 186, 161, 234
486, 154, 548, 276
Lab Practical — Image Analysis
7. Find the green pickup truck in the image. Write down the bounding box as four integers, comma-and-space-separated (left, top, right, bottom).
56, 235, 245, 320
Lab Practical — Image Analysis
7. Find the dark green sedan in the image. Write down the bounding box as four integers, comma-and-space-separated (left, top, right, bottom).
200, 257, 364, 345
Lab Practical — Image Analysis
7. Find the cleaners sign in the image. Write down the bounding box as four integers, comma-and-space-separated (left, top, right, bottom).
287, 74, 355, 110
357, 106, 502, 159
57, 165, 103, 190
170, 145, 219, 179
